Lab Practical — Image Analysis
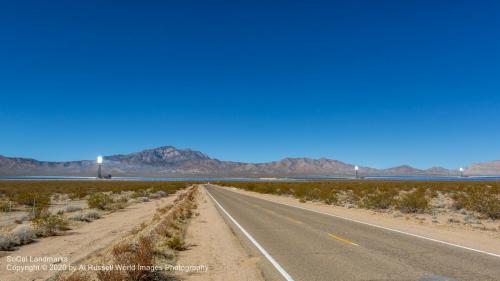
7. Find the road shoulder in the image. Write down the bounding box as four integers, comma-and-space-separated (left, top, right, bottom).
175, 186, 264, 281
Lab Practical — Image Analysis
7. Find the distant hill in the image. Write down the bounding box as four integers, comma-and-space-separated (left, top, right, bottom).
465, 160, 500, 176
0, 146, 497, 177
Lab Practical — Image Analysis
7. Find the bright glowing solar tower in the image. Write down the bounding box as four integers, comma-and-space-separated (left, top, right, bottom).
354, 165, 359, 179
97, 156, 103, 178
459, 167, 464, 177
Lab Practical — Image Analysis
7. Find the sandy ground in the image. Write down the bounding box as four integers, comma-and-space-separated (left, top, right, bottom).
0, 192, 181, 281
176, 187, 264, 281
219, 185, 500, 255
0, 211, 29, 229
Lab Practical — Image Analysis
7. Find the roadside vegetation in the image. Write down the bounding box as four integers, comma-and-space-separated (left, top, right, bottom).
0, 180, 189, 203
0, 181, 189, 251
216, 181, 500, 220
56, 186, 198, 281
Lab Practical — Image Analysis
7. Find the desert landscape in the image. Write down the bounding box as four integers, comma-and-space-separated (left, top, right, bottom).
1, 180, 499, 280
2, 0, 500, 280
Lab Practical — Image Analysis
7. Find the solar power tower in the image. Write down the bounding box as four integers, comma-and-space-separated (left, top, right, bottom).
97, 156, 103, 178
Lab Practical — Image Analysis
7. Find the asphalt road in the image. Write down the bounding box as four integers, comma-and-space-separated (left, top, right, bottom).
205, 185, 500, 281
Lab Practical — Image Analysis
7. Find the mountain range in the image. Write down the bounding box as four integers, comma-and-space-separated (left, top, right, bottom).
1, 146, 499, 177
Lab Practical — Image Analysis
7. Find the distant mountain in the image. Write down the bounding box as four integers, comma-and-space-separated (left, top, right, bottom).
380, 165, 424, 175
0, 146, 498, 177
105, 146, 210, 165
465, 160, 500, 176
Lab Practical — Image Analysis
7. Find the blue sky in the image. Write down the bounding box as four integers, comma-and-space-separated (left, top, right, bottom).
1, 0, 499, 169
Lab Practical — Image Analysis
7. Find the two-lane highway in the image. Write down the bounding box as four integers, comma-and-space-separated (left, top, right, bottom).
205, 185, 500, 281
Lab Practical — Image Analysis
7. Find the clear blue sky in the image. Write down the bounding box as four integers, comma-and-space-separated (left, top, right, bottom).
1, 0, 499, 169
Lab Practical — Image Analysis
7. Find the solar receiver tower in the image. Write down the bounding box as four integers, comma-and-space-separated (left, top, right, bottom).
97, 156, 103, 178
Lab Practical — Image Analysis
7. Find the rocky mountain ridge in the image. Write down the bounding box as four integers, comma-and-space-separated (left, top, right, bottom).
0, 146, 498, 177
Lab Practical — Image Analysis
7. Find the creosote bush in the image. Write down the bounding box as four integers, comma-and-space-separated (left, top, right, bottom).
454, 187, 500, 219
110, 236, 154, 281
398, 189, 429, 213
361, 188, 397, 209
319, 189, 339, 205
167, 235, 187, 251
32, 212, 70, 236
12, 192, 50, 207
87, 193, 113, 210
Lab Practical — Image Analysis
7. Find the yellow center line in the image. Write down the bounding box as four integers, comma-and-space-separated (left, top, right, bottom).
259, 206, 303, 225
286, 217, 303, 224
328, 232, 359, 246
249, 203, 356, 244
262, 208, 277, 215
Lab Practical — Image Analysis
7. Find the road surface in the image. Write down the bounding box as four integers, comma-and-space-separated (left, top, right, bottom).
205, 185, 500, 281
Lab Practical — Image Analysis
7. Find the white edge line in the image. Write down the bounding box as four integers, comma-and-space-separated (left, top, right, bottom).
205, 188, 295, 281
220, 186, 500, 259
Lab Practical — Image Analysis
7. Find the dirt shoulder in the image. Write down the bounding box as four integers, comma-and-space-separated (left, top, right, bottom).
0, 191, 183, 281
175, 186, 264, 281
218, 185, 500, 255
